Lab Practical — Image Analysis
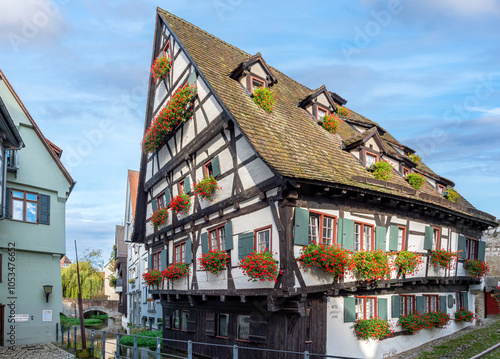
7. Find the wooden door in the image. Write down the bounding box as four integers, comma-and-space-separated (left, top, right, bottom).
0, 304, 5, 347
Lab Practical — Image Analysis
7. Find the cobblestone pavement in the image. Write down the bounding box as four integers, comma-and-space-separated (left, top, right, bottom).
0, 343, 75, 358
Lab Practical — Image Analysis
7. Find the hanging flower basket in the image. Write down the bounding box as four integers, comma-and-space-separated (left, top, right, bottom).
162, 263, 190, 282
445, 188, 460, 203
150, 208, 169, 231
349, 250, 391, 282
296, 242, 350, 281
406, 173, 426, 190
464, 259, 489, 279
252, 87, 277, 113
142, 269, 163, 288
393, 251, 423, 277
151, 51, 172, 83
430, 249, 458, 270
453, 309, 475, 323
169, 193, 191, 215
353, 318, 393, 341
370, 161, 392, 181
240, 250, 279, 282
199, 249, 229, 275
142, 84, 197, 153
321, 114, 341, 133
193, 175, 219, 201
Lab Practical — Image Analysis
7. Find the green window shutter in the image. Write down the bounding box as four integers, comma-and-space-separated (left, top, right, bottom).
391, 295, 400, 318
187, 71, 197, 87
164, 189, 171, 207
337, 217, 344, 246
5, 187, 11, 218
238, 232, 254, 260
378, 298, 388, 320
161, 249, 167, 270
293, 207, 310, 246
477, 241, 486, 261
424, 226, 434, 250
201, 232, 209, 255
439, 296, 447, 313
148, 253, 152, 271
389, 225, 399, 251
457, 235, 467, 259
211, 156, 221, 178
344, 297, 356, 323
38, 194, 50, 225
341, 218, 355, 250
375, 226, 387, 251
416, 296, 425, 314
184, 176, 192, 195
461, 291, 468, 310
185, 238, 192, 263
152, 198, 158, 212
225, 221, 233, 250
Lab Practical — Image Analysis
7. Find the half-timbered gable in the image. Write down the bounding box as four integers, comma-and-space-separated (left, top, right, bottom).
133, 9, 497, 359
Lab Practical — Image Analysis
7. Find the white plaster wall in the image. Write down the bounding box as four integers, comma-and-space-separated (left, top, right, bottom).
158, 145, 172, 169
197, 269, 229, 290
153, 81, 167, 111
236, 137, 255, 164
146, 159, 153, 182
239, 158, 274, 190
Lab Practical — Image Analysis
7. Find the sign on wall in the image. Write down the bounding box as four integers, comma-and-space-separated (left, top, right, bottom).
42, 310, 52, 322
13, 314, 29, 323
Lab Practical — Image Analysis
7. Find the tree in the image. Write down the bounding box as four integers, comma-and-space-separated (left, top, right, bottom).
61, 249, 104, 299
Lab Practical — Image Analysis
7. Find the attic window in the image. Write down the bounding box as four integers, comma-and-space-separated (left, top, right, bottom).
317, 106, 328, 121
365, 152, 378, 167
402, 166, 410, 177
251, 76, 265, 93
437, 184, 445, 195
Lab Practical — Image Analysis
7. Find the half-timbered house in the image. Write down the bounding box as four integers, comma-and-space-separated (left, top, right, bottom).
132, 9, 497, 358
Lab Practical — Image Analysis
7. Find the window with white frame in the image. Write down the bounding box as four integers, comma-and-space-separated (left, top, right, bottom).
465, 238, 478, 260
424, 295, 439, 313
174, 242, 186, 263
365, 152, 378, 167
432, 227, 440, 251
354, 222, 374, 251
397, 226, 406, 251
399, 295, 415, 316
308, 211, 336, 245
209, 225, 225, 251
255, 226, 271, 252
355, 296, 376, 320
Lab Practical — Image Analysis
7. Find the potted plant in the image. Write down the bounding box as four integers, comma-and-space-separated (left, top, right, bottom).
199, 249, 229, 275
398, 312, 429, 334
336, 106, 350, 117
409, 154, 422, 166
321, 114, 341, 133
169, 193, 191, 215
193, 175, 219, 201
370, 161, 392, 181
162, 263, 190, 282
150, 207, 169, 231
445, 188, 460, 203
240, 250, 279, 282
406, 173, 426, 190
464, 259, 490, 279
393, 251, 423, 278
350, 250, 391, 282
142, 269, 164, 289
453, 309, 475, 323
426, 311, 451, 329
296, 242, 350, 280
252, 87, 277, 113
430, 249, 458, 270
151, 51, 172, 83
352, 317, 393, 341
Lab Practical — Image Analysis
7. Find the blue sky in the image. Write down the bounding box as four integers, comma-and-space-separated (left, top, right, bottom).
1, 0, 499, 262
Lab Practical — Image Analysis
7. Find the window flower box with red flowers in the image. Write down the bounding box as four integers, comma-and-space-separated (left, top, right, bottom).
169, 193, 191, 215
193, 175, 219, 201
398, 312, 429, 334
464, 259, 490, 279
252, 87, 277, 113
162, 263, 190, 282
370, 161, 392, 181
409, 154, 422, 167
199, 249, 229, 275
336, 106, 350, 117
353, 318, 393, 341
321, 114, 341, 134
454, 309, 475, 323
349, 250, 391, 282
406, 173, 426, 190
146, 297, 155, 303
426, 311, 451, 329
393, 251, 423, 278
430, 249, 458, 270
142, 269, 163, 289
445, 188, 460, 203
151, 51, 171, 83
142, 84, 197, 153
296, 242, 350, 281
150, 208, 169, 231
240, 250, 279, 282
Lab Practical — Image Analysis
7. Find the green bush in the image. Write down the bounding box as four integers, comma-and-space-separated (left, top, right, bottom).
59, 315, 103, 327
119, 330, 162, 349
91, 314, 109, 321
370, 161, 392, 181
353, 318, 392, 341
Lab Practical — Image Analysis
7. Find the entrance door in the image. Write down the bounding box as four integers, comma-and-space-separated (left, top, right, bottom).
0, 304, 5, 347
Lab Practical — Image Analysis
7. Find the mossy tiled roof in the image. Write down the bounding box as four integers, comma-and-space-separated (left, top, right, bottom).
158, 9, 495, 223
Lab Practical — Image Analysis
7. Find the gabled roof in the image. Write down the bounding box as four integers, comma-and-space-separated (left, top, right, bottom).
343, 127, 388, 154
298, 85, 338, 111
128, 170, 139, 223
0, 69, 74, 187
46, 139, 63, 159
229, 52, 278, 85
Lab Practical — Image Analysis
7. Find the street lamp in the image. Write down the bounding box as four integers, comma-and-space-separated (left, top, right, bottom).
43, 285, 53, 303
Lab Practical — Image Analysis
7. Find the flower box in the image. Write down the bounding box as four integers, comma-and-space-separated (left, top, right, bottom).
464, 259, 489, 279
199, 249, 229, 275
151, 51, 171, 83
321, 114, 341, 133
150, 208, 169, 231
193, 175, 219, 201
393, 251, 423, 278
296, 242, 350, 281
252, 87, 277, 113
169, 193, 191, 215
353, 318, 392, 341
430, 249, 458, 270
350, 250, 390, 282
162, 263, 190, 282
240, 250, 279, 282
406, 173, 426, 190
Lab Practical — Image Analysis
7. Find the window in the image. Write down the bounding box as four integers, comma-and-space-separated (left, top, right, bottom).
308, 211, 337, 245
181, 310, 189, 331
354, 222, 374, 251
152, 251, 161, 270
423, 295, 439, 313
437, 184, 445, 195
157, 192, 166, 209
250, 76, 264, 93
255, 226, 271, 252
178, 179, 187, 194
209, 225, 225, 251
317, 106, 328, 121
217, 313, 229, 338
6, 149, 18, 169
365, 152, 378, 167
399, 295, 415, 316
355, 296, 377, 320
204, 160, 214, 177
11, 189, 38, 223
162, 40, 171, 57
172, 309, 180, 330
432, 227, 440, 251
455, 292, 464, 310
174, 242, 186, 263
237, 315, 250, 340
465, 238, 478, 260
402, 166, 410, 177
397, 226, 406, 251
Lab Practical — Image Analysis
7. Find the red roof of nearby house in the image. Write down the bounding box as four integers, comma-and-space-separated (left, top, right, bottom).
128, 170, 139, 223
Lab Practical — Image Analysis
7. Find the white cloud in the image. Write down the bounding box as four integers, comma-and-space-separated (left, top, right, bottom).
420, 0, 500, 17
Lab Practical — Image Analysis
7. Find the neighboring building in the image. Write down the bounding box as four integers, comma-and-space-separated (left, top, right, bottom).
132, 10, 497, 359
60, 255, 71, 269
484, 224, 500, 317
103, 259, 119, 301
0, 69, 75, 345
114, 225, 128, 327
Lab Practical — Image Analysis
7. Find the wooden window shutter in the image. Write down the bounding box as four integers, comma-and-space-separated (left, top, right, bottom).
148, 253, 152, 271
205, 313, 215, 336
164, 189, 171, 206
238, 233, 254, 260
225, 221, 233, 250
477, 241, 486, 261
461, 291, 468, 310
388, 225, 399, 251
439, 296, 447, 313
416, 296, 425, 314
341, 218, 355, 250
185, 237, 192, 263
378, 298, 388, 320
5, 187, 11, 218
161, 249, 167, 270
184, 176, 192, 195
375, 226, 387, 251
188, 72, 197, 87
344, 297, 356, 323
337, 217, 343, 246
187, 310, 197, 333
391, 295, 400, 318
152, 198, 158, 212
38, 194, 50, 225
201, 232, 209, 255
211, 156, 221, 178
457, 235, 467, 259
249, 313, 267, 343
423, 226, 434, 250
293, 207, 309, 246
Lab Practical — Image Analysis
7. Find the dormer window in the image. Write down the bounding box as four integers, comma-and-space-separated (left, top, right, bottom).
230, 53, 277, 95
317, 106, 328, 121
365, 152, 378, 167
251, 76, 265, 93
437, 184, 445, 195
402, 166, 410, 177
